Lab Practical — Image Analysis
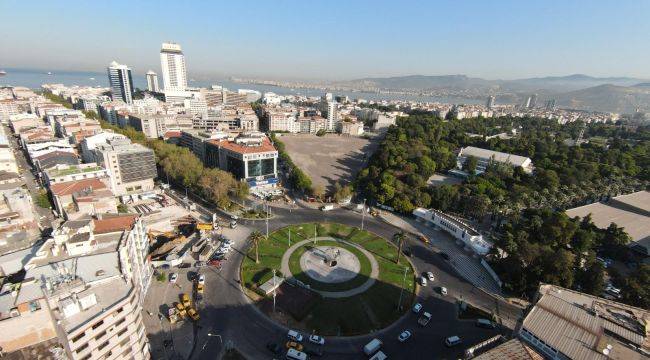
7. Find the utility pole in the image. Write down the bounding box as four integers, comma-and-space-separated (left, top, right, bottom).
361, 198, 367, 230
265, 201, 269, 239
397, 266, 408, 311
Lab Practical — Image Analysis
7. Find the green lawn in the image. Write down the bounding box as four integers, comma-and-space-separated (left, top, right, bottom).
241, 222, 416, 335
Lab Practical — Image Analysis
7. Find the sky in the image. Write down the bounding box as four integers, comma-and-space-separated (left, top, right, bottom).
1, 0, 650, 81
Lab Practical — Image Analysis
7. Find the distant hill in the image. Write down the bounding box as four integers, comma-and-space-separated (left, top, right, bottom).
556, 84, 650, 113
341, 73, 647, 93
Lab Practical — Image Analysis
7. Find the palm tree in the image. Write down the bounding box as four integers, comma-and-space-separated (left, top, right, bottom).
249, 231, 265, 264
394, 231, 406, 264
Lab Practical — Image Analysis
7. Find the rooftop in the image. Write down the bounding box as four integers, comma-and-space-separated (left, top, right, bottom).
208, 135, 277, 154
474, 339, 544, 360
92, 214, 138, 234
521, 284, 650, 360
49, 178, 108, 196
566, 191, 650, 253
459, 146, 532, 167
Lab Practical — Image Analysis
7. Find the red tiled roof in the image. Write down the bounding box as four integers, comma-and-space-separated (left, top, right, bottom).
93, 214, 138, 234
208, 137, 277, 154
49, 178, 108, 196
164, 131, 182, 138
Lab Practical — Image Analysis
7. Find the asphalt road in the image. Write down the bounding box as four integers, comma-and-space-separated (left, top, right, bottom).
159, 200, 522, 360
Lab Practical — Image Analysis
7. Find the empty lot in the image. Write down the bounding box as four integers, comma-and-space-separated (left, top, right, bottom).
280, 134, 380, 192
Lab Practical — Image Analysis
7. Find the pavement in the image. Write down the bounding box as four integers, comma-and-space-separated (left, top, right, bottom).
143, 195, 524, 360
280, 237, 379, 298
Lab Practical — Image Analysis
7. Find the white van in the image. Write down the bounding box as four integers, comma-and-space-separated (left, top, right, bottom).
285, 348, 308, 360
363, 338, 382, 356
287, 329, 303, 342
369, 351, 388, 360
445, 335, 462, 347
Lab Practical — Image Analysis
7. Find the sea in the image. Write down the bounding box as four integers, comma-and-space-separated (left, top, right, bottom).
0, 67, 482, 105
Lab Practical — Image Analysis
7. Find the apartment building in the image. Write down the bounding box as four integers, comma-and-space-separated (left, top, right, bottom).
80, 131, 128, 163
94, 138, 157, 196
127, 113, 193, 139
43, 163, 110, 185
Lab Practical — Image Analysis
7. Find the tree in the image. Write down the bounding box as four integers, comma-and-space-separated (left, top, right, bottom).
621, 264, 650, 309
463, 155, 478, 174
333, 182, 352, 203
117, 204, 129, 213
312, 184, 325, 199
394, 231, 406, 264
316, 129, 327, 137
577, 261, 605, 295
249, 231, 265, 264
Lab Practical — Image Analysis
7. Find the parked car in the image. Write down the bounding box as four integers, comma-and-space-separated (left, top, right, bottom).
285, 341, 304, 351
440, 286, 448, 296
418, 312, 432, 326
412, 303, 423, 313
439, 252, 450, 260
425, 271, 435, 281
309, 334, 325, 345
398, 330, 412, 342
198, 274, 205, 285
178, 263, 191, 268
445, 336, 462, 347
194, 261, 206, 267
187, 308, 200, 321
419, 277, 427, 287
266, 342, 282, 354
169, 273, 178, 283
476, 318, 496, 329
287, 329, 304, 342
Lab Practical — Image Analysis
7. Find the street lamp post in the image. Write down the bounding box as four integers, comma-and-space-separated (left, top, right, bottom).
361, 198, 367, 230
272, 269, 277, 312
265, 201, 269, 239
396, 268, 407, 310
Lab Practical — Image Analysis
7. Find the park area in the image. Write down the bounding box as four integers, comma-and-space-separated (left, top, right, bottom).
278, 133, 380, 192
240, 223, 415, 335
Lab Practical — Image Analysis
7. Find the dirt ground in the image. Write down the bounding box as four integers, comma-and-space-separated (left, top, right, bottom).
279, 133, 380, 192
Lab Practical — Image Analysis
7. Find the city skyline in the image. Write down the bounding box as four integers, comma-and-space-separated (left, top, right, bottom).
1, 1, 650, 80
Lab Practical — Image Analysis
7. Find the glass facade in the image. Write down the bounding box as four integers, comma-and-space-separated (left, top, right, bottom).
247, 158, 275, 178
226, 155, 245, 179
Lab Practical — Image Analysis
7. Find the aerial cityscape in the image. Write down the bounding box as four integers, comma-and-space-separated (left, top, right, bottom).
0, 1, 649, 360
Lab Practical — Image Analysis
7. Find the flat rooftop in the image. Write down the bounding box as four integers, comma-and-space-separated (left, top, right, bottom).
566, 191, 650, 253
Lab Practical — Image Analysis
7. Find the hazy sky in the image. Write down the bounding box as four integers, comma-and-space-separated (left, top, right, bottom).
1, 0, 649, 80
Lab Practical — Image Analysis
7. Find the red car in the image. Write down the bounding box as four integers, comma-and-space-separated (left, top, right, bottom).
208, 259, 221, 267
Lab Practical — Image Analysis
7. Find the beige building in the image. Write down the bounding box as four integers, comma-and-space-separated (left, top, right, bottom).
94, 138, 157, 196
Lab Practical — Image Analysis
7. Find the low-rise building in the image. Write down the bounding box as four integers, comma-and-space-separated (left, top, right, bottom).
413, 207, 492, 255
456, 146, 534, 175
518, 284, 649, 360
43, 163, 110, 185
49, 178, 114, 219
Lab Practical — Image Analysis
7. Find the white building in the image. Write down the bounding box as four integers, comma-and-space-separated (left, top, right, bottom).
456, 146, 534, 174
106, 61, 134, 104
94, 138, 157, 196
160, 42, 188, 103
326, 101, 338, 131
80, 131, 128, 163
413, 207, 492, 255
145, 70, 159, 92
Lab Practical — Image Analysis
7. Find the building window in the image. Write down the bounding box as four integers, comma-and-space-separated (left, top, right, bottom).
95, 330, 106, 341
72, 332, 85, 343
75, 343, 88, 353
91, 320, 104, 330
98, 340, 109, 351
117, 327, 127, 337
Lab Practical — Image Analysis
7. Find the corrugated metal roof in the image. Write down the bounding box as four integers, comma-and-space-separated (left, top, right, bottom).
459, 146, 531, 167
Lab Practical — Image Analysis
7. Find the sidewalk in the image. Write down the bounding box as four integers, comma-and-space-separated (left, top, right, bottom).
377, 211, 503, 295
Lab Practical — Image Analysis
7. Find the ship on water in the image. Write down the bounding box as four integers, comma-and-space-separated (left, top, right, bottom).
0, 70, 6, 76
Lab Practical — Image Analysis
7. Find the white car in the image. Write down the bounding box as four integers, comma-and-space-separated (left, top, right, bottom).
309, 334, 325, 345
425, 272, 435, 281
440, 286, 448, 296
169, 273, 178, 283
287, 330, 303, 342
398, 330, 412, 342
198, 274, 205, 285
419, 277, 427, 287
412, 303, 422, 313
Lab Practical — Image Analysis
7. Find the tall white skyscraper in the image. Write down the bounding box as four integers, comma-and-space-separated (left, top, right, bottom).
146, 70, 159, 92
326, 101, 338, 131
107, 61, 134, 104
160, 42, 188, 92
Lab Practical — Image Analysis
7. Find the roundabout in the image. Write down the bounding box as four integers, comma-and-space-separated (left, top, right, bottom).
240, 222, 416, 335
